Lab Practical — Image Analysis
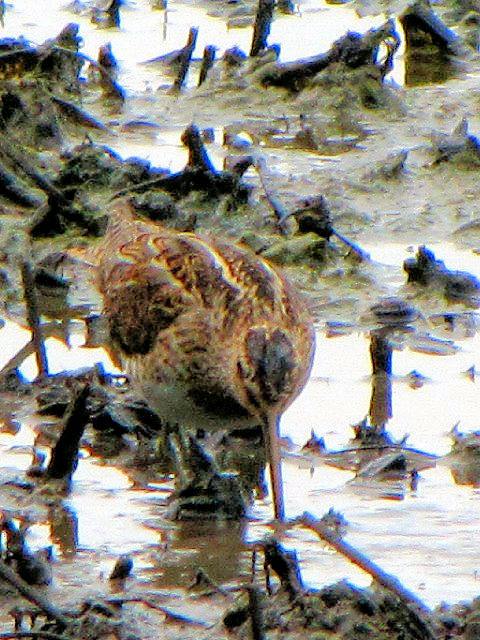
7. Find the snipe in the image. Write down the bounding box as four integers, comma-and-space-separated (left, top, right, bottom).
97, 199, 315, 519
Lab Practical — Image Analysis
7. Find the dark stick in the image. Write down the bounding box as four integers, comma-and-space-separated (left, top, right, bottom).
106, 0, 121, 28
0, 559, 71, 631
369, 330, 393, 428
254, 157, 290, 233
0, 162, 41, 208
110, 166, 242, 200
111, 125, 249, 202
250, 0, 275, 57
173, 27, 198, 91
97, 43, 125, 101
331, 228, 371, 261
51, 97, 109, 131
299, 513, 433, 616
198, 45, 216, 86
246, 585, 265, 640
0, 136, 66, 205
370, 331, 392, 375
257, 159, 372, 255
181, 124, 217, 173
46, 384, 91, 479
0, 134, 90, 232
400, 1, 462, 55
260, 20, 399, 90
21, 262, 48, 378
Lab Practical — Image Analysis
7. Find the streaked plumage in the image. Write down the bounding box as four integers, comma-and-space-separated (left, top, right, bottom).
97, 199, 315, 519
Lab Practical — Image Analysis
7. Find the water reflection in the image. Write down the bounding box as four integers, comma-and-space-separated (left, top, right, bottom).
400, 2, 461, 87
0, 323, 478, 607
2, 239, 480, 606
0, 0, 391, 93
369, 329, 393, 428
297, 324, 440, 501
49, 502, 78, 556
148, 520, 247, 590
404, 47, 459, 87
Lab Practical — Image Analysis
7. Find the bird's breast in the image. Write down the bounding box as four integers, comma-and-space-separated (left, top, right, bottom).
126, 355, 256, 431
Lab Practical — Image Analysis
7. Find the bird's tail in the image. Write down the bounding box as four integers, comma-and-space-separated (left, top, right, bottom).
102, 197, 139, 250
64, 197, 137, 275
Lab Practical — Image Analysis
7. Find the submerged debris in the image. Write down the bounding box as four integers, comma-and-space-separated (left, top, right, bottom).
319, 507, 349, 538
167, 431, 248, 520
400, 0, 464, 55
225, 515, 436, 639
432, 118, 480, 166
1, 520, 52, 586
96, 42, 125, 101
350, 419, 395, 447
404, 245, 480, 304
301, 430, 326, 454
369, 297, 418, 327
363, 149, 409, 181
258, 20, 400, 91
446, 424, 480, 486
291, 194, 334, 239
264, 537, 304, 601
109, 554, 133, 580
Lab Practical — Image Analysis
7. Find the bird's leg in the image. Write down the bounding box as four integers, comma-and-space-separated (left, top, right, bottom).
263, 413, 285, 521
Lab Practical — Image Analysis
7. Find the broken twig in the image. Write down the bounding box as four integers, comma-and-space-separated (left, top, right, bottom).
246, 585, 265, 640
198, 45, 216, 86
21, 262, 48, 378
250, 0, 275, 57
46, 383, 91, 479
299, 512, 433, 619
172, 27, 198, 91
0, 559, 71, 631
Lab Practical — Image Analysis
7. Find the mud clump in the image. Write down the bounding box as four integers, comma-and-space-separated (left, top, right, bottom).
404, 246, 480, 305
224, 537, 437, 640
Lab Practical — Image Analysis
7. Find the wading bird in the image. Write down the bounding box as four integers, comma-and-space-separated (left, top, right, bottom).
97, 199, 315, 519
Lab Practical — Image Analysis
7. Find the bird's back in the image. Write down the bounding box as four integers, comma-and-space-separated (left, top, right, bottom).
98, 199, 314, 429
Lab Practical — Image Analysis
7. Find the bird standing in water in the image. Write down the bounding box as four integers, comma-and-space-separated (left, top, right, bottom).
97, 199, 315, 520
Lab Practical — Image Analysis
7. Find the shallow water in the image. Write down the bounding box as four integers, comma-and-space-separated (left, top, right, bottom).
0, 0, 404, 171
4, 0, 393, 89
1, 0, 480, 628
2, 240, 480, 610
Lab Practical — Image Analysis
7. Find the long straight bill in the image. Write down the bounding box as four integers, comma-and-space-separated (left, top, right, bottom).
264, 413, 285, 521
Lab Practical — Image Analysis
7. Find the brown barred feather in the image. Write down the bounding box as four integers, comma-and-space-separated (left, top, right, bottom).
97, 198, 315, 520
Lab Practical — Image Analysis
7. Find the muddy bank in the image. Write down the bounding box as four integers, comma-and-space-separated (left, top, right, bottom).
1, 0, 480, 637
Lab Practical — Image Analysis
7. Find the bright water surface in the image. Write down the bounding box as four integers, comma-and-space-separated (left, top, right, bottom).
0, 0, 478, 617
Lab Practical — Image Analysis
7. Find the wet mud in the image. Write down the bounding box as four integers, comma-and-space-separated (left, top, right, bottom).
1, 0, 480, 637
